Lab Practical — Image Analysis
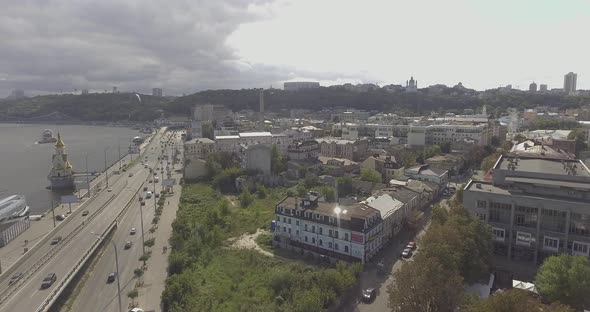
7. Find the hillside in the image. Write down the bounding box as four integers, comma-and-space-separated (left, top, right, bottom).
0, 93, 173, 122
2, 87, 589, 122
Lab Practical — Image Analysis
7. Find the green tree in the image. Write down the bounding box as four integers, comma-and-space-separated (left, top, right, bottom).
535, 254, 590, 309
271, 145, 287, 174
320, 186, 335, 202
360, 168, 382, 183
239, 189, 254, 208
431, 204, 448, 225
490, 136, 501, 147
256, 183, 268, 199
481, 153, 500, 172
465, 288, 575, 312
424, 145, 442, 160
387, 256, 464, 312
567, 128, 588, 155
296, 184, 307, 197
337, 176, 354, 197
440, 142, 452, 153
513, 133, 527, 143
127, 288, 139, 306
212, 167, 242, 193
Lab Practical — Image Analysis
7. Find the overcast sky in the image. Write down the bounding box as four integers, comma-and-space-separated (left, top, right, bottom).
1, 0, 589, 97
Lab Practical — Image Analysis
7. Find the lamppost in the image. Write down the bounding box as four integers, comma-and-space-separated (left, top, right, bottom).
90, 232, 122, 312
104, 147, 110, 188
139, 199, 146, 256
85, 153, 90, 198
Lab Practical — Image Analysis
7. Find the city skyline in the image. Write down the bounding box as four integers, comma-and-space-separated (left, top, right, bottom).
0, 0, 589, 97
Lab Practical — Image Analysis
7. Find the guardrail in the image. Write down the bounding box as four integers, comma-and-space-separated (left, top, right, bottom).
37, 221, 117, 312
37, 160, 144, 311
0, 194, 116, 305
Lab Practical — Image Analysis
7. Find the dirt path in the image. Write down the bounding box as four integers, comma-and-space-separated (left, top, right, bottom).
228, 229, 273, 257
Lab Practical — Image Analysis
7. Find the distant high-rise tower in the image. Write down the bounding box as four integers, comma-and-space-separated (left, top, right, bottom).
152, 88, 163, 97
529, 82, 537, 92
81, 89, 89, 95
539, 84, 548, 92
406, 76, 418, 93
564, 72, 577, 94
112, 86, 118, 94
259, 88, 265, 129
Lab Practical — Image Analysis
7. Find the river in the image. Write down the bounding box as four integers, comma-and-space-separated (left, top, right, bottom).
0, 124, 145, 214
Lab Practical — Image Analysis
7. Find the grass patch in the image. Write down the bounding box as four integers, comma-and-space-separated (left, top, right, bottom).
162, 183, 361, 312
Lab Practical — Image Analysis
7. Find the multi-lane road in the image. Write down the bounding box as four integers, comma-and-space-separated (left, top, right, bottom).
71, 131, 182, 312
0, 129, 167, 312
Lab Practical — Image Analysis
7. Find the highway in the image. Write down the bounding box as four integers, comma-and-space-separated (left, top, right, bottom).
0, 129, 166, 312
71, 130, 182, 312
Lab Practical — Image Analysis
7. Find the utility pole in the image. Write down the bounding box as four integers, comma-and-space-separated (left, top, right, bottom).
104, 147, 110, 188
85, 154, 90, 198
139, 200, 146, 256
118, 142, 122, 170
50, 183, 56, 228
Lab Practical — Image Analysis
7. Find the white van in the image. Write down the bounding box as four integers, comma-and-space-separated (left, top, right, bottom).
145, 191, 152, 199
154, 177, 159, 183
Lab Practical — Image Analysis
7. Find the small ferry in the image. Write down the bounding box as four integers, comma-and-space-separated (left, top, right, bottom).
38, 129, 58, 144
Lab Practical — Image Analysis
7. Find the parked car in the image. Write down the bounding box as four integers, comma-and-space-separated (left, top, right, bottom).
361, 288, 376, 303
41, 273, 57, 289
107, 272, 117, 283
128, 308, 144, 312
55, 214, 66, 221
8, 272, 23, 286
401, 248, 413, 259
50, 236, 62, 245
130, 227, 137, 235
82, 210, 89, 216
107, 187, 112, 192
124, 241, 133, 249
407, 241, 417, 250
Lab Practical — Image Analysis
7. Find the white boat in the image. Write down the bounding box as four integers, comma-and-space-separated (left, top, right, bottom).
38, 129, 58, 144
0, 195, 30, 222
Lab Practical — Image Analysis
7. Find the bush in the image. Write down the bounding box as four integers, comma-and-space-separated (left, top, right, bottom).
145, 237, 156, 247
239, 189, 254, 208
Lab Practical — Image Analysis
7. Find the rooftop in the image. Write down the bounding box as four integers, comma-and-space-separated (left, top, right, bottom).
361, 193, 403, 218
239, 132, 273, 138
185, 138, 215, 144
465, 180, 590, 204
278, 197, 376, 220
497, 157, 590, 177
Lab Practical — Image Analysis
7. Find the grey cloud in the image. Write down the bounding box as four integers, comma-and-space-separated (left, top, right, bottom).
0, 0, 354, 97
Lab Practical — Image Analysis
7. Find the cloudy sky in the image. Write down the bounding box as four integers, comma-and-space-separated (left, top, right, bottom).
1, 0, 589, 97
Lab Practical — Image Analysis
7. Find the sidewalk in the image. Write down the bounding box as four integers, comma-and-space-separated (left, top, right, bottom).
135, 169, 183, 311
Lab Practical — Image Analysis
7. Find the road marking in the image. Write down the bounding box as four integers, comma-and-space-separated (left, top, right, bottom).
30, 289, 39, 298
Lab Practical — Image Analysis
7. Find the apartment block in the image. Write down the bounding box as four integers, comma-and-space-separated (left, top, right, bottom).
463, 155, 590, 264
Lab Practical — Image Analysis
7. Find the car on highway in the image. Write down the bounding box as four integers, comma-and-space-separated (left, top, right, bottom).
130, 227, 137, 235
361, 288, 376, 303
41, 273, 57, 289
148, 179, 152, 183
155, 193, 160, 198
140, 201, 145, 206
50, 236, 62, 245
107, 272, 117, 283
128, 173, 134, 177
82, 210, 89, 216
143, 186, 148, 191
128, 308, 144, 312
144, 164, 148, 168
124, 241, 133, 249
8, 272, 23, 286
108, 187, 112, 192
55, 214, 66, 221
146, 191, 152, 199
401, 248, 413, 259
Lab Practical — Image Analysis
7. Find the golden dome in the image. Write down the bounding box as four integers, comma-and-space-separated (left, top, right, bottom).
55, 132, 65, 148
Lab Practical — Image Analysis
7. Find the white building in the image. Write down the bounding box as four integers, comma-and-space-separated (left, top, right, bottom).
240, 144, 271, 175
284, 81, 320, 91
406, 76, 418, 92
273, 193, 383, 263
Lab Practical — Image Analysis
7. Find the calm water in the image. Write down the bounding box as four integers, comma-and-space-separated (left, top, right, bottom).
0, 124, 142, 214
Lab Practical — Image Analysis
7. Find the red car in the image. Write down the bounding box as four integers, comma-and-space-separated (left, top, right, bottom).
407, 241, 417, 250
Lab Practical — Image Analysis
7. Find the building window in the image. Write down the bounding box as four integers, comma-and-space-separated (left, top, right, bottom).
283, 227, 286, 232
296, 230, 299, 236
543, 236, 559, 252
312, 237, 316, 244
329, 229, 333, 237
288, 218, 291, 224
477, 200, 487, 208
335, 243, 339, 250
283, 217, 286, 222
573, 241, 590, 256
319, 239, 323, 246
319, 227, 323, 235
305, 236, 308, 242
296, 220, 299, 226
288, 228, 291, 234
328, 242, 333, 249
344, 233, 349, 241
344, 245, 349, 253
477, 213, 486, 221
335, 230, 339, 239
492, 227, 505, 242
304, 224, 308, 231
312, 225, 316, 233
515, 231, 532, 247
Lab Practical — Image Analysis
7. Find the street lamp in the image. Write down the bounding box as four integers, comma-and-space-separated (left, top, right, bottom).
85, 153, 90, 198
104, 147, 110, 188
90, 232, 122, 312
139, 200, 146, 256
